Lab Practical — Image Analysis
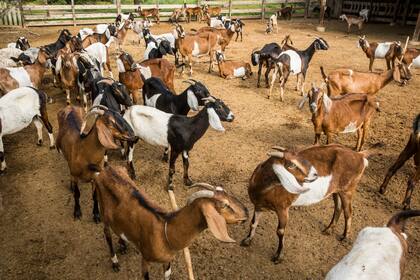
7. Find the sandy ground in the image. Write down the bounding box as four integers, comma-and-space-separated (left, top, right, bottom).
0, 18, 419, 279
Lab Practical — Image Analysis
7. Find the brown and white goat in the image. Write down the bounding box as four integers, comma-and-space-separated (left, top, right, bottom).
215, 51, 252, 79
93, 170, 248, 278
0, 48, 51, 96
241, 144, 369, 263
56, 105, 136, 221
398, 47, 420, 70
115, 20, 132, 51
339, 14, 365, 33
195, 25, 236, 51
137, 6, 160, 24
358, 35, 403, 71
326, 210, 420, 279
319, 61, 411, 97
117, 52, 175, 104
202, 5, 222, 19
185, 6, 203, 23
379, 114, 420, 209
82, 33, 110, 48
299, 85, 378, 151
174, 25, 219, 75
56, 52, 81, 105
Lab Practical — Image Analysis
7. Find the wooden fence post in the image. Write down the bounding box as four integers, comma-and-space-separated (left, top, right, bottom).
304, 0, 310, 18
261, 0, 265, 21
413, 12, 420, 42
18, 0, 25, 27
71, 0, 76, 26
402, 0, 410, 26
228, 0, 232, 18
116, 0, 121, 15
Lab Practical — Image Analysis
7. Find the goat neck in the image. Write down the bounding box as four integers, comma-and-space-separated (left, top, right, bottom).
165, 199, 209, 251
301, 41, 318, 65
188, 107, 211, 142
175, 87, 194, 115
81, 124, 108, 167
379, 68, 396, 88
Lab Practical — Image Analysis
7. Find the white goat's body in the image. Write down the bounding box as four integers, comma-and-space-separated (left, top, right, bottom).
84, 41, 112, 77
281, 50, 302, 74
95, 24, 111, 39
326, 227, 403, 280
374, 42, 392, 58
209, 18, 224, 28
143, 41, 158, 59
153, 32, 176, 49
0, 47, 23, 67
78, 28, 94, 40
124, 105, 170, 147
233, 67, 246, 77
411, 55, 420, 68
6, 67, 33, 87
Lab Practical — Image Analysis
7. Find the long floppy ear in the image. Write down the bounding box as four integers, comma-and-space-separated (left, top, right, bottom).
159, 42, 167, 55
187, 89, 199, 111
201, 202, 235, 243
207, 107, 225, 132
96, 119, 120, 149
80, 112, 99, 137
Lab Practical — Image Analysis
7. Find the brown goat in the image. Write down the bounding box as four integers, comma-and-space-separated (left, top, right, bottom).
358, 35, 403, 71
56, 105, 136, 221
398, 47, 420, 70
215, 51, 252, 79
379, 114, 420, 209
137, 6, 160, 24
339, 14, 365, 33
319, 62, 411, 97
82, 33, 109, 48
174, 24, 219, 75
117, 52, 175, 104
56, 52, 80, 105
115, 20, 132, 51
0, 48, 51, 95
202, 5, 222, 19
185, 7, 203, 23
195, 25, 236, 51
93, 170, 248, 277
299, 85, 378, 151
241, 144, 369, 263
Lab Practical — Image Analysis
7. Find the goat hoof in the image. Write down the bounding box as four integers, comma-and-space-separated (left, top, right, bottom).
74, 210, 82, 220
402, 203, 411, 210
271, 255, 283, 264
37, 140, 43, 146
184, 178, 193, 186
167, 183, 174, 191
240, 238, 251, 247
0, 169, 6, 175
93, 214, 101, 224
378, 186, 386, 195
337, 235, 347, 242
321, 228, 332, 235
162, 154, 169, 162
119, 244, 128, 255
112, 263, 120, 272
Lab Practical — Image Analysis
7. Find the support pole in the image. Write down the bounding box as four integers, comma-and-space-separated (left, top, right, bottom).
228, 0, 232, 18
392, 0, 401, 24
71, 0, 76, 27
18, 0, 25, 28
413, 11, 420, 42
167, 190, 195, 280
261, 0, 265, 21
402, 0, 410, 26
304, 0, 310, 19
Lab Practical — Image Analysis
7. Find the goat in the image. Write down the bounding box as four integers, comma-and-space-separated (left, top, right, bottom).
299, 85, 378, 151
202, 4, 222, 18
94, 169, 248, 277
326, 210, 420, 279
115, 13, 135, 28
169, 3, 187, 24
10, 47, 40, 66
251, 35, 295, 88
208, 16, 225, 28
7, 37, 30, 50
241, 144, 370, 263
185, 6, 203, 23
339, 14, 366, 33
268, 37, 329, 100
194, 25, 236, 51
358, 36, 403, 72
43, 29, 72, 59
124, 96, 234, 187
0, 87, 54, 173
84, 39, 115, 78
215, 51, 252, 79
232, 19, 245, 42
266, 14, 278, 34
82, 33, 115, 49
379, 114, 420, 209
131, 19, 153, 45
137, 6, 160, 24
117, 52, 175, 103
0, 47, 26, 67
0, 48, 51, 96
398, 47, 420, 70
277, 4, 293, 20
94, 24, 118, 41
91, 78, 133, 112
115, 20, 132, 51
56, 105, 136, 220
319, 61, 411, 97
142, 29, 174, 60
174, 24, 219, 75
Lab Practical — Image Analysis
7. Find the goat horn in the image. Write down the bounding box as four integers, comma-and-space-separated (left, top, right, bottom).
190, 182, 216, 190
267, 151, 284, 158
97, 78, 115, 85
189, 79, 199, 83
272, 146, 287, 151
187, 190, 215, 205
182, 80, 194, 85
89, 105, 108, 112
298, 95, 309, 110
202, 96, 216, 102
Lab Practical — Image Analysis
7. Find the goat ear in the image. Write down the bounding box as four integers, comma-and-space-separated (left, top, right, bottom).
159, 43, 167, 55
201, 202, 235, 243
96, 119, 120, 149
207, 107, 225, 132
187, 89, 199, 111
80, 112, 99, 137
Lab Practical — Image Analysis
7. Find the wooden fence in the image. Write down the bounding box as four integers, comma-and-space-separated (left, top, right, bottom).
0, 1, 23, 26
20, 0, 308, 27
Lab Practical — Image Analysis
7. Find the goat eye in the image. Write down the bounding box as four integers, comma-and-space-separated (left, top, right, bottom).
287, 163, 297, 169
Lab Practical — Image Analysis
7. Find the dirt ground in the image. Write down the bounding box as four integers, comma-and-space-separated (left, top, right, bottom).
0, 18, 419, 279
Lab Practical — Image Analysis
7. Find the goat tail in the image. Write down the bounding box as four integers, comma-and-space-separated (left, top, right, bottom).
412, 113, 420, 136
320, 66, 328, 82
359, 142, 384, 159
387, 210, 420, 233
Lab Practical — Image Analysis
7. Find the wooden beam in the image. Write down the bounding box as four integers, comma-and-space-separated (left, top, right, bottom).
392, 0, 401, 24
413, 11, 420, 41
402, 0, 410, 26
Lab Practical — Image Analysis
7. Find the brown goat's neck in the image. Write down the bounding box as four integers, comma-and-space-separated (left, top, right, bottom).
379, 68, 394, 88
165, 201, 207, 251
82, 126, 107, 165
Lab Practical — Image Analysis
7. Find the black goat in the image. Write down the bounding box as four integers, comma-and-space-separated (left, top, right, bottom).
43, 29, 73, 58
143, 29, 174, 60
268, 37, 329, 101
8, 37, 30, 50
124, 96, 235, 184
91, 78, 133, 112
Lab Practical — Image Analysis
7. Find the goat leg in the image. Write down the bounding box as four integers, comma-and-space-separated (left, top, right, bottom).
127, 142, 136, 179
271, 208, 289, 264
92, 185, 100, 223
380, 135, 416, 194
163, 263, 172, 280
33, 116, 44, 146
104, 225, 120, 272
72, 180, 82, 220
264, 62, 272, 88
322, 193, 342, 234
118, 237, 128, 254
403, 168, 419, 209
268, 66, 278, 99
0, 136, 6, 173
369, 58, 374, 72
162, 147, 169, 162
167, 150, 179, 191
38, 102, 55, 149
142, 258, 150, 280
241, 209, 263, 246
182, 151, 192, 186
257, 63, 263, 88
337, 192, 352, 241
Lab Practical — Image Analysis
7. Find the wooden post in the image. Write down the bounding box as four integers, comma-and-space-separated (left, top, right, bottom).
228, 0, 232, 18
261, 0, 266, 21
413, 11, 420, 42
402, 0, 410, 26
392, 0, 401, 24
71, 0, 76, 27
304, 0, 310, 19
319, 0, 326, 25
18, 0, 25, 28
11, 7, 17, 25
116, 0, 121, 15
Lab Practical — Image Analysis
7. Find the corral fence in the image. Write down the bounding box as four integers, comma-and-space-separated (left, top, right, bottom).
0, 0, 419, 28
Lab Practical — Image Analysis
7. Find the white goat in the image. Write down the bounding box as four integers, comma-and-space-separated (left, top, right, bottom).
78, 28, 94, 41
84, 38, 115, 78
0, 47, 23, 67
0, 87, 55, 172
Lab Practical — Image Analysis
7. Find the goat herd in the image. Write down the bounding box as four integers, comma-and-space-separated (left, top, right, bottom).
0, 6, 419, 279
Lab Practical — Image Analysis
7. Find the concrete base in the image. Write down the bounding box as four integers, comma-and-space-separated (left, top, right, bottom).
409, 40, 420, 46
316, 26, 326, 32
